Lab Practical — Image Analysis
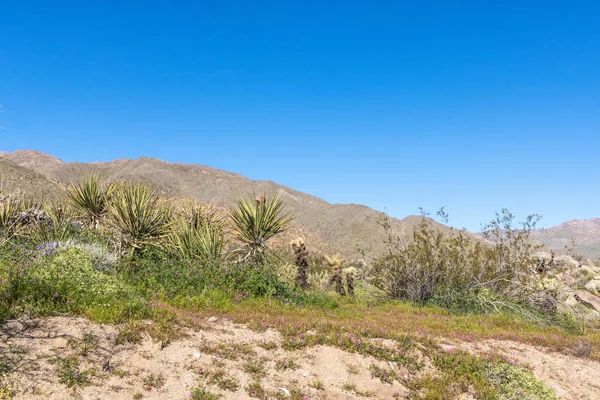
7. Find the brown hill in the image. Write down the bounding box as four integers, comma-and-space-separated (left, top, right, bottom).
533, 219, 600, 260
1, 150, 466, 259
0, 156, 63, 201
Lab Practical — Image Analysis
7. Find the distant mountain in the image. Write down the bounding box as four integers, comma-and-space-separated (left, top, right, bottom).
4, 150, 596, 260
0, 150, 457, 260
533, 219, 600, 260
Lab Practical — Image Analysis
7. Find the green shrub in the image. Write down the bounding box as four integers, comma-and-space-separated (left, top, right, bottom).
484, 363, 556, 399
371, 210, 541, 306
77, 243, 120, 273
1, 246, 147, 321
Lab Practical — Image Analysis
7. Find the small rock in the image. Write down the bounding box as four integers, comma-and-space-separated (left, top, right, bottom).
278, 388, 291, 396
207, 317, 218, 323
153, 341, 164, 350
193, 352, 201, 359
53, 338, 69, 349
565, 295, 578, 307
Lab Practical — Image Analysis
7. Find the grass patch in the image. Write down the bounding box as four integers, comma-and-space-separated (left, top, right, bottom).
190, 387, 222, 400
142, 372, 165, 391
246, 380, 268, 399
53, 356, 91, 388
275, 358, 300, 371
199, 340, 255, 361
342, 382, 375, 397
197, 367, 239, 392
308, 378, 325, 390
243, 358, 267, 377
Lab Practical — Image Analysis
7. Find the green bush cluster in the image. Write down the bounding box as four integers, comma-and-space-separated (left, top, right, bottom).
0, 244, 148, 322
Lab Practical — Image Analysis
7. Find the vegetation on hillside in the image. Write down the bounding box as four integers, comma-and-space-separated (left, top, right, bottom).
0, 176, 597, 399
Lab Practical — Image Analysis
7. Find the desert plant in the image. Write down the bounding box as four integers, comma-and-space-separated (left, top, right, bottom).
107, 182, 172, 255
227, 192, 293, 263
28, 203, 81, 243
290, 237, 309, 289
325, 255, 345, 295
0, 197, 23, 244
65, 173, 113, 228
169, 202, 225, 262
371, 209, 542, 307
344, 267, 356, 296
77, 243, 120, 273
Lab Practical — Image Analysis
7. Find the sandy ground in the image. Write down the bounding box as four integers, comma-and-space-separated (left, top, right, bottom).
441, 339, 600, 400
2, 316, 600, 399
0, 316, 407, 399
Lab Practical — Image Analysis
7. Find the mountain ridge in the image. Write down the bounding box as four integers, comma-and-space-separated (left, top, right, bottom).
1, 149, 598, 260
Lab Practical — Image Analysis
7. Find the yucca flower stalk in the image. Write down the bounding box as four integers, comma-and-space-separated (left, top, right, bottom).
227, 192, 293, 264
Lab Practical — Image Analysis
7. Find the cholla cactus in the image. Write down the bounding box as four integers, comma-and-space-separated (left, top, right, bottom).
290, 237, 309, 290
343, 267, 357, 297
325, 255, 345, 295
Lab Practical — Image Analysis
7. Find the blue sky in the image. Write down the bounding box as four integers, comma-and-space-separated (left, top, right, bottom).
1, 1, 598, 231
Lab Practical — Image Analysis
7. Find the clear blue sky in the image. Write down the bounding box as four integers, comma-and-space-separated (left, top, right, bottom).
1, 1, 598, 231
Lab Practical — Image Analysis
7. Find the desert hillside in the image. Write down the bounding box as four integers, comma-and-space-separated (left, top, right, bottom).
2, 149, 599, 260
0, 150, 452, 260
533, 219, 600, 260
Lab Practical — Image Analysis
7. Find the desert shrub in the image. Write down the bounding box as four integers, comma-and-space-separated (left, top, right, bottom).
122, 250, 294, 301
0, 200, 82, 245
0, 245, 147, 321
371, 209, 541, 307
76, 243, 120, 273
484, 363, 556, 399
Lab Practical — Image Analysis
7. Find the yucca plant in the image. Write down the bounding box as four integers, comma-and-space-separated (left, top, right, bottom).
170, 202, 226, 261
65, 173, 112, 229
107, 182, 173, 255
227, 193, 293, 263
0, 197, 20, 230
0, 196, 23, 245
28, 202, 80, 243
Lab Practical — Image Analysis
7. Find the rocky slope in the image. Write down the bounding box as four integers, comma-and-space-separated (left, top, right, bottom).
533, 219, 600, 260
